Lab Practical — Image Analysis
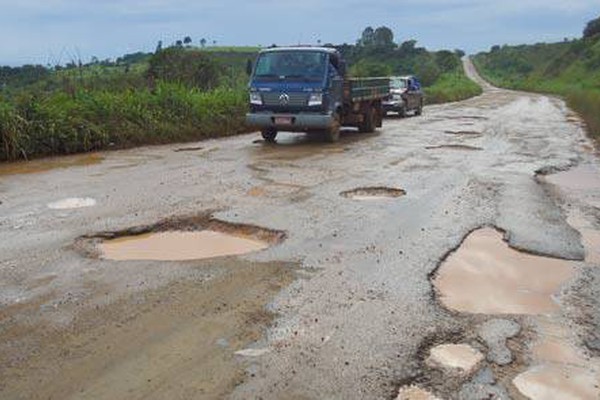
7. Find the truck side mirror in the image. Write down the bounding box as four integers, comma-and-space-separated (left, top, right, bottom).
246, 59, 253, 76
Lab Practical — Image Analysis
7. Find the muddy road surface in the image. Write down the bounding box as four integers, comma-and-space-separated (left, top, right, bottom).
1, 59, 599, 399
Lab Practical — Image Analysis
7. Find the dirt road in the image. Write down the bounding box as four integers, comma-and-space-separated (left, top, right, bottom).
1, 59, 599, 399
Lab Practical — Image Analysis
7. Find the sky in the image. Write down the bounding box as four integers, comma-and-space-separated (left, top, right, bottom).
0, 0, 598, 66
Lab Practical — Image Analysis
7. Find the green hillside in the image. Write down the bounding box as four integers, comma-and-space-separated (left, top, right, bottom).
473, 16, 600, 140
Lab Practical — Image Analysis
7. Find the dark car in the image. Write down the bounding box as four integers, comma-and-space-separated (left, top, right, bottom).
382, 76, 424, 117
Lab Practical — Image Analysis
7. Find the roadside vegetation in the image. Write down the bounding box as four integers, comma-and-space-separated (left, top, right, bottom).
473, 15, 600, 141
1, 28, 481, 161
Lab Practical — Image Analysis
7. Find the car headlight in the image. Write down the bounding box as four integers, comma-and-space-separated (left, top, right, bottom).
250, 92, 263, 105
392, 94, 403, 101
308, 93, 323, 106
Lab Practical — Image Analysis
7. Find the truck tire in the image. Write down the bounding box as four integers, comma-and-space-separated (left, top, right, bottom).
398, 106, 406, 118
359, 107, 375, 133
415, 100, 423, 116
261, 129, 278, 143
325, 113, 341, 143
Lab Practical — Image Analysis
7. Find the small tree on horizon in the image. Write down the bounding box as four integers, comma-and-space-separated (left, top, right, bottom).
200, 38, 207, 48
184, 36, 192, 46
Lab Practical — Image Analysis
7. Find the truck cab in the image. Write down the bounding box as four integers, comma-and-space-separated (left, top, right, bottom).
383, 75, 424, 117
246, 47, 388, 142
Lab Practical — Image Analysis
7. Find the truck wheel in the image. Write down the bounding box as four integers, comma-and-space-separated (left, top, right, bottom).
359, 107, 375, 133
261, 129, 277, 143
325, 113, 341, 143
415, 101, 423, 116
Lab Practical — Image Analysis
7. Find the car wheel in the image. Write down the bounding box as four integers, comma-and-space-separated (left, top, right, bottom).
261, 129, 277, 143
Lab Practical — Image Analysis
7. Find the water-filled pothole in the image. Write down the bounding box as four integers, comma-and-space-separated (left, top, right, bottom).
340, 187, 406, 200
432, 227, 574, 315
100, 231, 270, 261
77, 214, 285, 261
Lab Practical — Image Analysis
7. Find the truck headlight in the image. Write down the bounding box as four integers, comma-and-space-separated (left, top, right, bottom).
308, 93, 323, 106
250, 92, 263, 105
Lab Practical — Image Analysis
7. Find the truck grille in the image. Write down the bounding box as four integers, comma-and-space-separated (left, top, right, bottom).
262, 92, 308, 107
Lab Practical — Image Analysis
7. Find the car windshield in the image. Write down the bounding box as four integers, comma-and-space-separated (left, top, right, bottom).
254, 51, 327, 82
390, 78, 408, 89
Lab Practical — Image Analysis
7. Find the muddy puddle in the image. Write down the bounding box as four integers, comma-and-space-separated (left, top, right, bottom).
433, 227, 574, 315
544, 164, 600, 191
0, 153, 103, 176
100, 230, 270, 261
426, 145, 483, 151
79, 214, 285, 262
341, 187, 406, 200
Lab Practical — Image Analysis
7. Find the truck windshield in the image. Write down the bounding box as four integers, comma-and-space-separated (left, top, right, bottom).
254, 51, 327, 82
390, 78, 407, 89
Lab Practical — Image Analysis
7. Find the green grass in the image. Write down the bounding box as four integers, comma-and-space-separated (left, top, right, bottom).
0, 83, 248, 161
473, 37, 600, 141
424, 68, 482, 104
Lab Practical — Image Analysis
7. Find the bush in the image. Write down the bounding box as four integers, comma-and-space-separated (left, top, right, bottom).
147, 48, 221, 90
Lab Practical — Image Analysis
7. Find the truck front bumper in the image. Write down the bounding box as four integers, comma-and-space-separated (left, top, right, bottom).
246, 112, 335, 132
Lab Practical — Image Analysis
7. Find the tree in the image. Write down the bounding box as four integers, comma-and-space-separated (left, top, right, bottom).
583, 16, 600, 38
200, 38, 207, 48
454, 49, 466, 58
155, 40, 163, 53
373, 26, 394, 48
435, 50, 460, 72
359, 27, 374, 47
175, 40, 183, 47
184, 36, 192, 46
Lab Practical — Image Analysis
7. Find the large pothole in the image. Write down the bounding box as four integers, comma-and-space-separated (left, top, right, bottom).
340, 187, 406, 200
432, 227, 574, 315
77, 214, 285, 261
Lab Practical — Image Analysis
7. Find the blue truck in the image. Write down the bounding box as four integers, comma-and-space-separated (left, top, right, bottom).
245, 47, 390, 142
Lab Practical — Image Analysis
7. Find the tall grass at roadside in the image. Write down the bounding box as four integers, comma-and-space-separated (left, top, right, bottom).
424, 68, 482, 105
0, 83, 247, 161
566, 90, 600, 139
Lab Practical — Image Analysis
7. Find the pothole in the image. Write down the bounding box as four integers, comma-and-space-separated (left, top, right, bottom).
77, 214, 285, 261
444, 130, 482, 136
513, 365, 599, 400
0, 153, 103, 176
425, 145, 483, 151
173, 146, 203, 152
432, 227, 575, 315
48, 197, 97, 210
340, 187, 406, 200
426, 344, 484, 376
395, 385, 441, 400
544, 164, 600, 191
